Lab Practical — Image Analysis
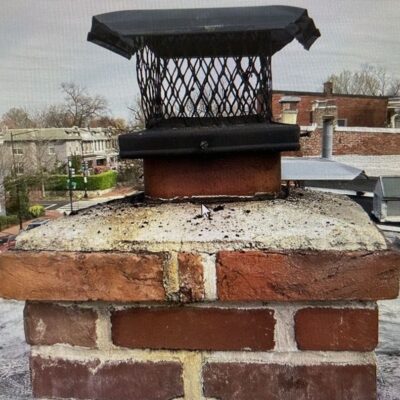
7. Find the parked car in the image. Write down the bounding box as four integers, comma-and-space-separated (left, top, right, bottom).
25, 219, 50, 231
0, 234, 17, 252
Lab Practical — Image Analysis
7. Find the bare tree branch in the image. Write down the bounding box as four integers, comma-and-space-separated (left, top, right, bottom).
328, 64, 399, 96
127, 96, 146, 129
61, 82, 109, 127
1, 107, 36, 129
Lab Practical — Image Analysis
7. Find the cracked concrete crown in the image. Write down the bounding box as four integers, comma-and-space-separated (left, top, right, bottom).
16, 190, 387, 253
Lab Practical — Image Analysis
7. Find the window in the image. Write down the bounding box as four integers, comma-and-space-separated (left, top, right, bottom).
13, 147, 23, 155
394, 114, 400, 128
15, 162, 24, 174
48, 146, 56, 155
337, 118, 347, 127
282, 102, 298, 111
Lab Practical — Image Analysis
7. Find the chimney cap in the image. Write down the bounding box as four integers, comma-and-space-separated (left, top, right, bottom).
88, 6, 320, 58
119, 122, 300, 158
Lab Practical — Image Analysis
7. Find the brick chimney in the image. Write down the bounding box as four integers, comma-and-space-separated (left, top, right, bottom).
1, 6, 399, 400
279, 96, 301, 124
324, 80, 334, 96
1, 191, 399, 399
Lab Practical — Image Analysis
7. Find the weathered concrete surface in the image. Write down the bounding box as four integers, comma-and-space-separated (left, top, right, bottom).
15, 190, 386, 252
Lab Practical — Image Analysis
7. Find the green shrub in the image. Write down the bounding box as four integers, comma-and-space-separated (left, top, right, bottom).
29, 204, 45, 218
46, 171, 118, 192
0, 215, 19, 231
86, 170, 118, 190
45, 175, 68, 191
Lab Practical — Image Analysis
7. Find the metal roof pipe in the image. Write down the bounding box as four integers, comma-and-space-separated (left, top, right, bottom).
322, 118, 334, 159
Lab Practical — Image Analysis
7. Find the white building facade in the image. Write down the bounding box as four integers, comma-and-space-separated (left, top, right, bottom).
0, 127, 119, 177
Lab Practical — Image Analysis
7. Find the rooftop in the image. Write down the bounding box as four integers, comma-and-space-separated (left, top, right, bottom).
333, 155, 400, 177
0, 127, 114, 142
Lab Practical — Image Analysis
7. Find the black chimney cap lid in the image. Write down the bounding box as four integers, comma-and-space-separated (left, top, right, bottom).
88, 6, 320, 58
119, 122, 300, 158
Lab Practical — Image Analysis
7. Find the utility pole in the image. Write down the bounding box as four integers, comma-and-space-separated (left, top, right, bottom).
10, 132, 23, 230
83, 161, 88, 199
67, 158, 74, 214
81, 128, 89, 199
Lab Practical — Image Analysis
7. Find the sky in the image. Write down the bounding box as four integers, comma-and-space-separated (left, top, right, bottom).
0, 0, 399, 120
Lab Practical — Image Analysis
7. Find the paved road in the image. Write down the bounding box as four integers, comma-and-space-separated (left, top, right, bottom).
37, 190, 138, 214
55, 198, 116, 214
37, 200, 69, 211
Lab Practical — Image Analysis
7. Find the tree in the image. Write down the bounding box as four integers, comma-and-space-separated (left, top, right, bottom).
0, 131, 59, 198
28, 132, 59, 196
4, 175, 30, 218
91, 116, 127, 131
0, 139, 12, 215
389, 78, 400, 97
70, 154, 82, 173
328, 64, 400, 96
1, 83, 115, 130
1, 107, 36, 129
33, 105, 71, 128
61, 82, 108, 127
127, 96, 146, 129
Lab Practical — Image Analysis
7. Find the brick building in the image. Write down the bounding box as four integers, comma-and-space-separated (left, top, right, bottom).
295, 126, 400, 157
273, 83, 400, 157
388, 97, 400, 128
272, 82, 389, 128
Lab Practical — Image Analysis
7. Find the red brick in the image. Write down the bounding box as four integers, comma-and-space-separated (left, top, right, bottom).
287, 128, 400, 157
217, 251, 399, 301
0, 251, 166, 301
111, 307, 275, 351
144, 152, 281, 198
272, 91, 388, 127
178, 252, 205, 302
31, 356, 183, 400
295, 308, 378, 351
203, 363, 376, 400
24, 302, 97, 347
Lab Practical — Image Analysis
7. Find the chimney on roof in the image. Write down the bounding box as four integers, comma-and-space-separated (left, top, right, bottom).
323, 81, 333, 96
279, 96, 301, 124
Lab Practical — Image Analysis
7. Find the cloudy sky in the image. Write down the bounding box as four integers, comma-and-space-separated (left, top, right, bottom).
1, 0, 399, 120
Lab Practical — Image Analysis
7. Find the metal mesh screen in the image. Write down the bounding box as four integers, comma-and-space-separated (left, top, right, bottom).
136, 46, 272, 128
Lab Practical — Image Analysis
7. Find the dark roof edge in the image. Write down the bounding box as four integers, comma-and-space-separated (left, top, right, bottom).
273, 90, 389, 100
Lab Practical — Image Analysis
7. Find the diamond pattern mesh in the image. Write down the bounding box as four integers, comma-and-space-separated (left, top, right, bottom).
136, 46, 272, 128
